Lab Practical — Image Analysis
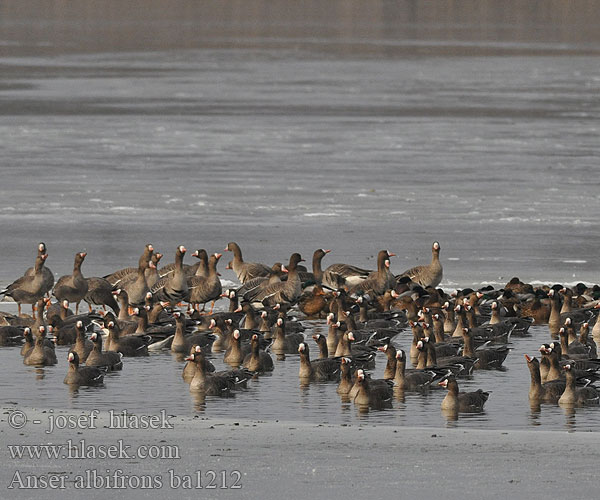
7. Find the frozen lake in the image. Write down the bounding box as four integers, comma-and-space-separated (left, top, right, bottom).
1, 0, 600, 431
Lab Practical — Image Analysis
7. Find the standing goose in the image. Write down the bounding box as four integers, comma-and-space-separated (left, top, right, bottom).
52, 252, 89, 314
350, 250, 396, 296
24, 242, 54, 297
1, 253, 49, 317
187, 253, 223, 312
296, 248, 331, 286
321, 255, 373, 290
104, 244, 154, 286
86, 332, 123, 371
236, 263, 287, 303
117, 252, 162, 296
397, 241, 443, 288
122, 257, 153, 308
84, 276, 120, 314
439, 375, 489, 412
224, 242, 272, 284
150, 246, 189, 306
245, 253, 305, 308
64, 352, 104, 386
160, 248, 205, 279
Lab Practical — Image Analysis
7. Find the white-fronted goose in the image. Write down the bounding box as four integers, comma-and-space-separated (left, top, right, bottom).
150, 246, 189, 306
321, 257, 372, 290
558, 364, 600, 406
439, 375, 489, 412
271, 317, 304, 355
187, 253, 223, 312
224, 241, 271, 284
52, 252, 88, 314
84, 276, 120, 314
105, 319, 149, 357
524, 354, 565, 403
312, 333, 329, 359
170, 311, 216, 354
1, 253, 49, 317
394, 349, 439, 391
104, 244, 154, 286
186, 348, 236, 395
64, 352, 104, 386
236, 262, 286, 302
349, 250, 396, 296
351, 369, 393, 409
161, 248, 206, 279
298, 342, 340, 382
397, 241, 443, 288
245, 253, 304, 308
68, 320, 93, 363
23, 325, 57, 366
24, 242, 54, 298
461, 327, 510, 369
242, 333, 274, 373
87, 332, 123, 371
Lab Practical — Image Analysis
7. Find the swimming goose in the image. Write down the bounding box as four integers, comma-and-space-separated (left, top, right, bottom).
64, 352, 104, 386
105, 319, 149, 357
439, 375, 489, 412
242, 333, 274, 373
352, 369, 393, 409
461, 327, 510, 369
298, 342, 340, 382
271, 317, 304, 355
524, 354, 565, 403
558, 364, 600, 406
186, 349, 238, 395
86, 332, 123, 371
23, 325, 57, 366
52, 252, 89, 314
397, 241, 443, 288
68, 320, 94, 363
394, 349, 440, 391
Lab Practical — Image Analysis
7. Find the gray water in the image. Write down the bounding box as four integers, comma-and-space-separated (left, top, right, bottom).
1, 0, 600, 430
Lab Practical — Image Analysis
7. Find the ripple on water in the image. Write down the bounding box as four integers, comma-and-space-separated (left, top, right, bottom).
2, 322, 600, 431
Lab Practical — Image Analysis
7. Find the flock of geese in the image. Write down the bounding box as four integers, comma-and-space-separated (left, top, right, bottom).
1, 240, 600, 416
